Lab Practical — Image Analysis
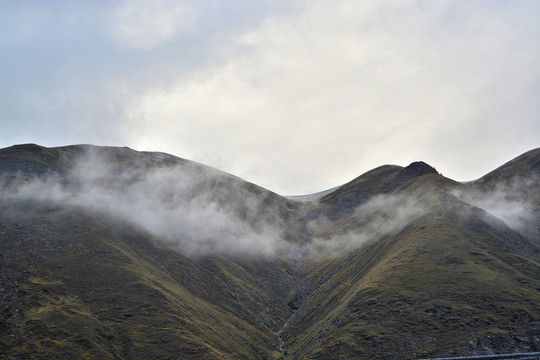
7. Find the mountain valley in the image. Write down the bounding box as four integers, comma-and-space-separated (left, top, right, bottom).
1, 144, 539, 359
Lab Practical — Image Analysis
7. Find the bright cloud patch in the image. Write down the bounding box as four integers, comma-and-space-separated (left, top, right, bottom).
131, 1, 540, 193
1, 0, 539, 195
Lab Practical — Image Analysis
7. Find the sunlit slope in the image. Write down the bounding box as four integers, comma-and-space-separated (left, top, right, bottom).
282, 157, 540, 359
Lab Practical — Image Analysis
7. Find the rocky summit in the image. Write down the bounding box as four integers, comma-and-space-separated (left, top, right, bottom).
1, 144, 539, 359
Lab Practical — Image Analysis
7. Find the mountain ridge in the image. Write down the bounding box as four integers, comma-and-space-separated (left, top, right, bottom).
1, 143, 539, 359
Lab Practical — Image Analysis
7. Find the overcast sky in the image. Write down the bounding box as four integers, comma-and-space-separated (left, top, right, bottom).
1, 0, 539, 195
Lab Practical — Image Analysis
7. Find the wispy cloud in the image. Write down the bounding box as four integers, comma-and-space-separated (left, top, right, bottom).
452, 176, 539, 233
300, 193, 431, 259
2, 148, 285, 257
1, 147, 445, 259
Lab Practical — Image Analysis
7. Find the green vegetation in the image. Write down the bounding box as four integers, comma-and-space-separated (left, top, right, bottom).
0, 198, 300, 359
1, 144, 539, 359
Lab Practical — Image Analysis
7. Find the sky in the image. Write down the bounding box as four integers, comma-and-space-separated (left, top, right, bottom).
1, 0, 539, 195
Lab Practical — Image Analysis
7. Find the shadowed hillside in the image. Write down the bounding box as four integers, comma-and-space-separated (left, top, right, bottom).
1, 144, 539, 359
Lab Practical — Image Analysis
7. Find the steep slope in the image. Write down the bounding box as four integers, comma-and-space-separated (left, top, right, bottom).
0, 144, 305, 359
473, 148, 540, 185
0, 144, 302, 240
281, 155, 540, 359
283, 200, 540, 359
1, 144, 539, 359
460, 148, 540, 241
0, 197, 300, 359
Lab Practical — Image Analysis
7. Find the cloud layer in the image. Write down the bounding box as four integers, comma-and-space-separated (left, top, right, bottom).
2, 145, 536, 259
453, 175, 540, 233
1, 0, 539, 194
3, 148, 285, 257
1, 148, 437, 260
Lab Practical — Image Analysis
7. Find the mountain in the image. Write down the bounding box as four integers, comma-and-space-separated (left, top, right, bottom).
0, 144, 539, 359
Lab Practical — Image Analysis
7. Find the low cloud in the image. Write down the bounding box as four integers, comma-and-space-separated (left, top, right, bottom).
1, 147, 439, 260
452, 176, 539, 233
2, 148, 284, 257
5, 146, 535, 259
290, 193, 432, 260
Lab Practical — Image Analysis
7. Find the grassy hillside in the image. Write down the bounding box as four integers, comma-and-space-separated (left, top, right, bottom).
280, 155, 539, 359
0, 198, 301, 359
1, 144, 539, 359
283, 200, 540, 359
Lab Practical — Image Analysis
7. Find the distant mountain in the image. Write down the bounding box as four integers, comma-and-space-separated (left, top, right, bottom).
1, 144, 539, 359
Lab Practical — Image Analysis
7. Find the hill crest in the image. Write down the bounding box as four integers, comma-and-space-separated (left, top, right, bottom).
1, 143, 539, 359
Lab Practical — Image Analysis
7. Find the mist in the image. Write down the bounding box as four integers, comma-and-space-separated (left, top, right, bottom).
1, 146, 435, 260
452, 176, 539, 233
300, 193, 432, 260
6, 146, 533, 260
2, 147, 285, 257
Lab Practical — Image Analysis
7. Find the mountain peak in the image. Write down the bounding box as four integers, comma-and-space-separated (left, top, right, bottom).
400, 161, 438, 177
392, 161, 438, 184
1, 144, 539, 359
